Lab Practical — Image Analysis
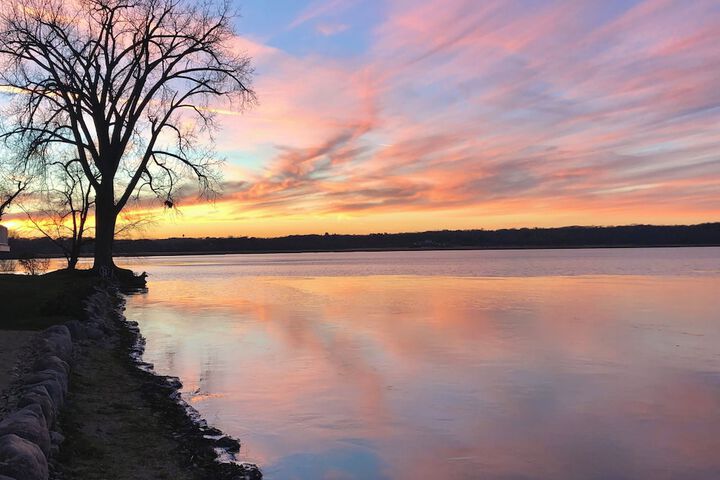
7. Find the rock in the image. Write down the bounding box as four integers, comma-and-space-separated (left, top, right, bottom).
17, 390, 56, 428
0, 434, 48, 480
32, 356, 69, 377
49, 432, 63, 446
85, 326, 104, 340
215, 436, 241, 453
48, 432, 64, 458
0, 406, 51, 458
22, 371, 67, 397
63, 320, 85, 341
41, 325, 70, 339
38, 335, 72, 362
237, 463, 262, 480
22, 380, 64, 409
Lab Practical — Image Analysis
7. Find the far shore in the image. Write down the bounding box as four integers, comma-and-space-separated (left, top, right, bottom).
2, 242, 719, 261
5, 223, 719, 260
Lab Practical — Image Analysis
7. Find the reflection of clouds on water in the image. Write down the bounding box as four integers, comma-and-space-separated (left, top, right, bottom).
264, 447, 389, 480
123, 249, 720, 479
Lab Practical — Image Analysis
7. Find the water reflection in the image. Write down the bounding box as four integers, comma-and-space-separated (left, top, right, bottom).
123, 249, 720, 479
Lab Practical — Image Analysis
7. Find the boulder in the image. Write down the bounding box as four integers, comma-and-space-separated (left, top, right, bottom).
32, 356, 69, 377
22, 380, 63, 409
63, 320, 85, 341
17, 389, 56, 428
41, 325, 70, 339
85, 326, 104, 340
215, 436, 241, 454
0, 406, 51, 458
37, 335, 72, 363
49, 432, 64, 447
23, 370, 67, 396
0, 434, 48, 480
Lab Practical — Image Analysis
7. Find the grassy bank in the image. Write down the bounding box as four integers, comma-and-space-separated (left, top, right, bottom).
0, 270, 97, 330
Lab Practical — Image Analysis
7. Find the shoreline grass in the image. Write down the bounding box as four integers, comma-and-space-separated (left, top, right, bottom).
0, 270, 97, 330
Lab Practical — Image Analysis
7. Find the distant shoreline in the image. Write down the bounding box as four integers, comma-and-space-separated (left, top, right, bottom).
6, 222, 720, 259
5, 242, 717, 261
109, 242, 720, 258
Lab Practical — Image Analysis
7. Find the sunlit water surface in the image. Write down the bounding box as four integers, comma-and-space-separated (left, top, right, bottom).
119, 248, 720, 480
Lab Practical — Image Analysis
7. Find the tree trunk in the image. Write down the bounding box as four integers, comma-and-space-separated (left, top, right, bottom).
68, 241, 80, 270
93, 183, 116, 274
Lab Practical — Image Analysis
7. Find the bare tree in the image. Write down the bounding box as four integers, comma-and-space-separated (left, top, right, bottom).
0, 0, 255, 273
23, 161, 95, 270
18, 252, 50, 275
0, 166, 29, 220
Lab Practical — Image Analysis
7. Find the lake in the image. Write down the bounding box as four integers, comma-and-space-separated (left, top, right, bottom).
121, 248, 720, 480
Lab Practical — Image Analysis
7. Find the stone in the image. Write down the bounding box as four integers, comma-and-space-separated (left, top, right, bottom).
63, 320, 85, 341
22, 371, 67, 398
22, 380, 63, 409
238, 463, 262, 480
0, 406, 51, 458
0, 434, 48, 480
41, 325, 70, 339
38, 336, 72, 362
32, 356, 69, 377
85, 326, 104, 340
215, 436, 241, 454
49, 432, 64, 446
48, 432, 64, 458
17, 391, 56, 428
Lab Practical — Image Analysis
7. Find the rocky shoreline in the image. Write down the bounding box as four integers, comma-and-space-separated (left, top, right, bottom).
0, 285, 262, 480
0, 324, 72, 479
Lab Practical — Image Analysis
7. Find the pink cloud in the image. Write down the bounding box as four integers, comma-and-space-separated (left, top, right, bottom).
288, 0, 357, 30
165, 0, 720, 236
315, 22, 349, 36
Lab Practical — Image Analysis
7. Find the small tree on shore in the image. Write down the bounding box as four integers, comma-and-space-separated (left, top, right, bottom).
0, 258, 16, 272
0, 0, 255, 274
18, 252, 50, 275
23, 161, 95, 270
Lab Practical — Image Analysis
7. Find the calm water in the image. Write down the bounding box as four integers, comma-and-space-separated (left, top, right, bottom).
121, 248, 720, 480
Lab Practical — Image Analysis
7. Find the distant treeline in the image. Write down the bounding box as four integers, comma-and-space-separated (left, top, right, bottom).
3, 223, 719, 258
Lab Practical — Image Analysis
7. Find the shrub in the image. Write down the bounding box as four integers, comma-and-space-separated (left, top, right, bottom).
18, 253, 50, 276
0, 258, 16, 272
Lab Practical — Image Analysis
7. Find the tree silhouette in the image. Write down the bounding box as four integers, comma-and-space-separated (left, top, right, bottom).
23, 161, 95, 270
0, 0, 255, 273
0, 165, 29, 220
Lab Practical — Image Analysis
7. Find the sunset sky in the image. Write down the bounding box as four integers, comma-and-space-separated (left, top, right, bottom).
5, 0, 720, 238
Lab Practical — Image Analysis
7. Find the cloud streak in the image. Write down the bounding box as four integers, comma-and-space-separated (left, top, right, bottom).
11, 0, 716, 237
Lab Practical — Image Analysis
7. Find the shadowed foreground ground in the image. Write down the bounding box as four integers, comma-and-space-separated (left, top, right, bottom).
0, 331, 34, 394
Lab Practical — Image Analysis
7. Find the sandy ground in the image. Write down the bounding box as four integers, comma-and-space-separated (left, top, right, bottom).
0, 331, 35, 394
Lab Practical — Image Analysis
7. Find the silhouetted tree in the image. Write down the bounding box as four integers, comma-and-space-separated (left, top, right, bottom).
23, 161, 95, 270
0, 0, 255, 273
18, 251, 50, 275
0, 164, 29, 220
